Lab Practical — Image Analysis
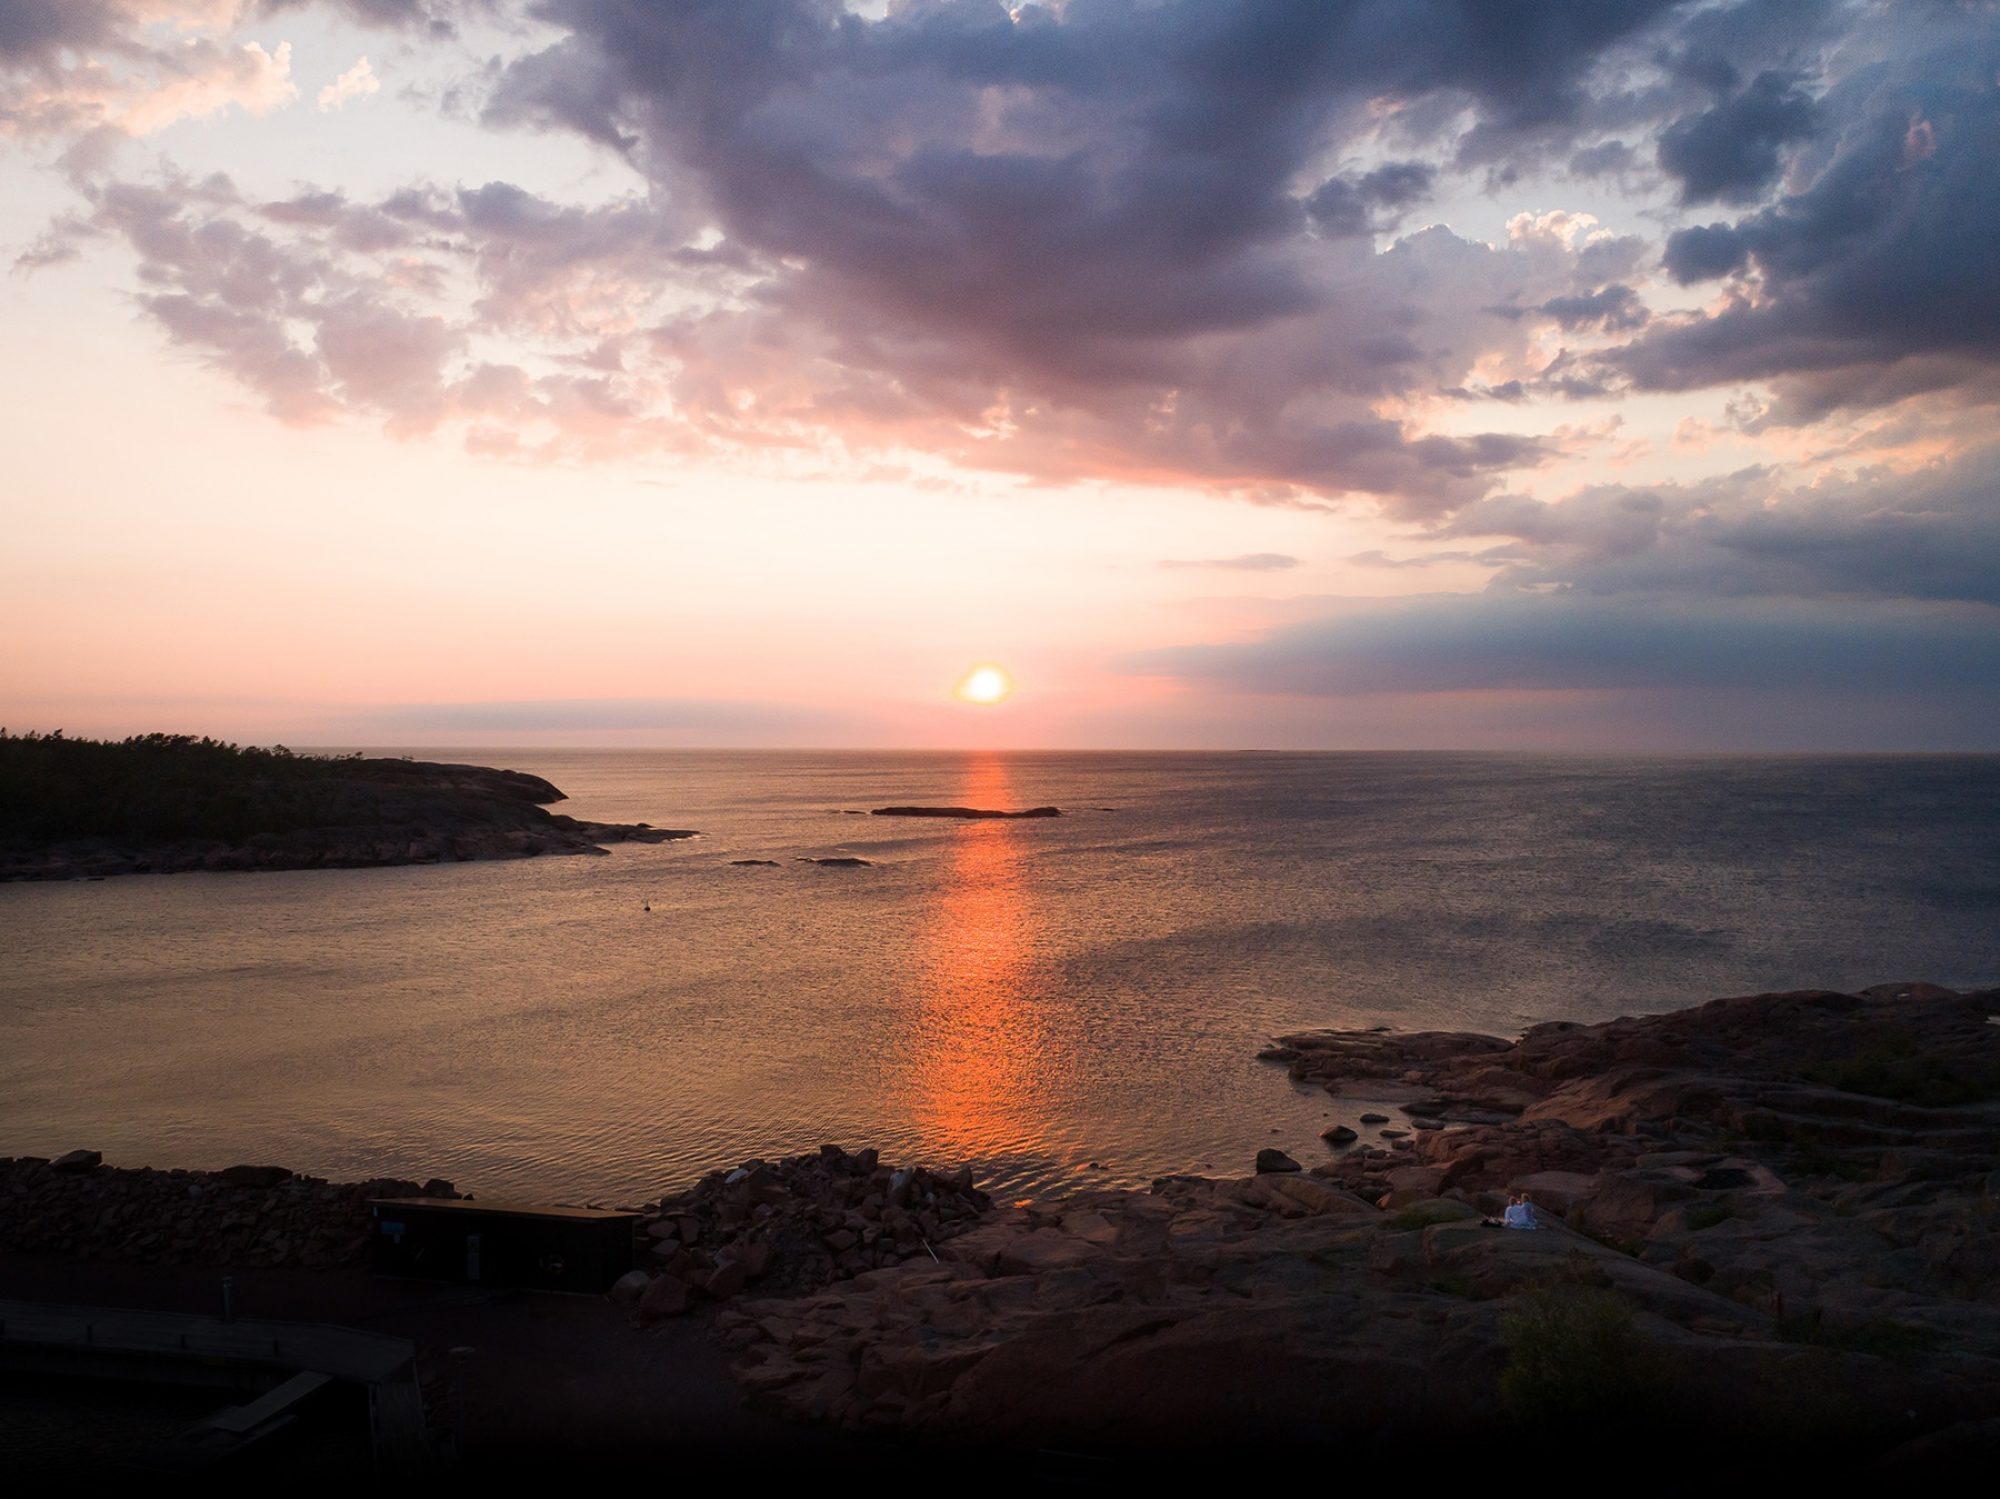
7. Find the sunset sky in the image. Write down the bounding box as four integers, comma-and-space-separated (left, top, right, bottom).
3, 0, 1996, 749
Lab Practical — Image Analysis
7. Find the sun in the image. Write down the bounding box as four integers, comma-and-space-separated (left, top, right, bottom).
955, 664, 1013, 705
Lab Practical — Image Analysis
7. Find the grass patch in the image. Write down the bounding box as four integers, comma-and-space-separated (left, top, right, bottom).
1784, 1145, 1876, 1183
1776, 1310, 1942, 1360
1799, 1029, 2000, 1108
1425, 1273, 1480, 1300
1392, 1202, 1470, 1230
1685, 1201, 1735, 1231
1499, 1281, 1660, 1426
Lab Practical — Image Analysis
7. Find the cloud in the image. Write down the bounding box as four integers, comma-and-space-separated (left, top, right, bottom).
1603, 24, 2000, 420
1304, 160, 1437, 238
16, 0, 1704, 506
316, 54, 376, 111
1347, 548, 1485, 570
1159, 553, 1300, 572
11, 0, 1996, 544
258, 0, 476, 32
1127, 591, 2000, 699
0, 2, 296, 140
1538, 283, 1649, 333
1656, 69, 1817, 205
1441, 444, 2000, 609
34, 166, 705, 451
0, 2, 122, 59
1125, 436, 2000, 735
471, 0, 1700, 511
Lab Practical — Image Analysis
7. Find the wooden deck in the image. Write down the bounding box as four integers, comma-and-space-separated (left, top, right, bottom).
0, 1297, 429, 1470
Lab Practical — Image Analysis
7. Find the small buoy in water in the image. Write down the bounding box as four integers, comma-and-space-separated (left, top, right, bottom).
643, 902, 651, 912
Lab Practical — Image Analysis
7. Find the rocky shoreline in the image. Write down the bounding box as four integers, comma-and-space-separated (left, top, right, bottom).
7, 813, 693, 881
7, 982, 1999, 1468
711, 982, 2000, 1465
0, 745, 695, 880
0, 1155, 460, 1269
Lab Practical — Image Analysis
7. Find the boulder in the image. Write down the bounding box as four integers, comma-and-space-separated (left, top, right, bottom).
219, 1164, 294, 1189
1257, 1175, 1374, 1216
49, 1149, 102, 1175
607, 1270, 651, 1306
994, 1229, 1104, 1276
1255, 1149, 1302, 1174
639, 1274, 692, 1321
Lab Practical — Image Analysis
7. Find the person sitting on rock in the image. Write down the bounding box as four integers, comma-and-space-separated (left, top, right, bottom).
1501, 1192, 1538, 1230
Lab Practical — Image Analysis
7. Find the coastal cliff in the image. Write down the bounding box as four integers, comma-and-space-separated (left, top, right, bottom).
0, 732, 694, 879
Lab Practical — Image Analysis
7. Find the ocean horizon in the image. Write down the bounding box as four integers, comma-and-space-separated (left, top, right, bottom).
5, 748, 1996, 1203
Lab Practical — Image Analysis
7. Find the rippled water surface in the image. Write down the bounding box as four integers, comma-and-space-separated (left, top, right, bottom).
3, 751, 1996, 1200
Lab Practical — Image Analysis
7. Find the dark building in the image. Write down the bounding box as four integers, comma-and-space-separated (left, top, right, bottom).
368, 1198, 637, 1295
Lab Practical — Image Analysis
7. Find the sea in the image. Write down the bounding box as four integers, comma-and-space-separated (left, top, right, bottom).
3, 751, 1996, 1204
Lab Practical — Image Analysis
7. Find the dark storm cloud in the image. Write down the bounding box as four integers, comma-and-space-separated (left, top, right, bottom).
474, 0, 1699, 507
1443, 446, 2000, 609
1306, 160, 1438, 237
1129, 592, 2000, 697
17, 0, 1995, 533
1605, 26, 2000, 418
1539, 283, 1649, 332
1656, 69, 1817, 204
1658, 221, 1748, 282
0, 1, 114, 59
1136, 439, 2000, 720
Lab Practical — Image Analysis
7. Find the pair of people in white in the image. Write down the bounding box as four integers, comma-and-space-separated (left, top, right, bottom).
1482, 1192, 1538, 1229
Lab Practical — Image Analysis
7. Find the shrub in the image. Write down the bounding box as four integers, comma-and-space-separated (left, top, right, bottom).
1393, 1201, 1469, 1230
1800, 1028, 2000, 1108
1499, 1283, 1659, 1426
1776, 1309, 1941, 1361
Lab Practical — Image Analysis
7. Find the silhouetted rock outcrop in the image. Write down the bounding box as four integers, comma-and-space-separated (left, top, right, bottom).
0, 731, 694, 879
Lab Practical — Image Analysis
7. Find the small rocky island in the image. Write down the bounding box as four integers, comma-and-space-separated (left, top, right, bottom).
870, 805, 1060, 819
0, 731, 694, 879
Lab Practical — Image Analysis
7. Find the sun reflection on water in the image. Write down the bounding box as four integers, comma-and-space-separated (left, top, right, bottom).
905, 755, 1052, 1166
